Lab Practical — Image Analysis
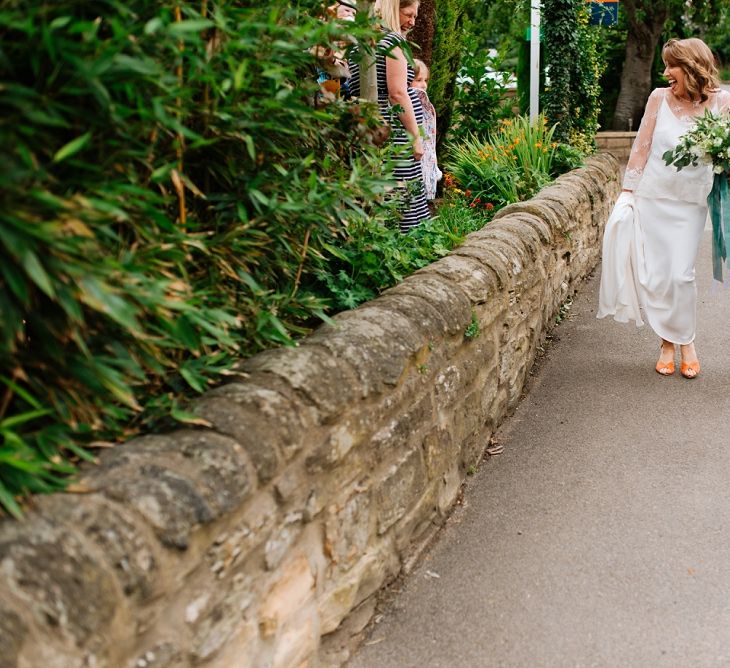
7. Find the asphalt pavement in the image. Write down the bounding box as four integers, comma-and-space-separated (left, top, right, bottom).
348, 225, 730, 668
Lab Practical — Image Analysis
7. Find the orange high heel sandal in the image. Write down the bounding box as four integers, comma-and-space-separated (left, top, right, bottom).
655, 345, 675, 376
680, 360, 700, 379
655, 359, 675, 375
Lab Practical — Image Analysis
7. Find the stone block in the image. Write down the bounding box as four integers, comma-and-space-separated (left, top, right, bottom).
324, 492, 372, 571
384, 275, 472, 337
265, 515, 303, 571
109, 430, 253, 517
449, 244, 511, 296
438, 465, 462, 516
271, 609, 317, 668
0, 518, 119, 648
259, 555, 315, 637
422, 428, 458, 480
99, 463, 216, 550
0, 602, 27, 668
38, 495, 159, 601
242, 344, 360, 424
374, 448, 427, 535
189, 573, 257, 663
205, 491, 278, 579
193, 387, 295, 484
202, 617, 259, 668
393, 480, 440, 553
369, 292, 451, 343
317, 576, 361, 636
420, 254, 501, 304
304, 417, 370, 474
369, 392, 434, 462
352, 541, 401, 607
308, 310, 418, 396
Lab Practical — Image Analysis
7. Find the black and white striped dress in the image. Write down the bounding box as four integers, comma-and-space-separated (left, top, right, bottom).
349, 31, 431, 232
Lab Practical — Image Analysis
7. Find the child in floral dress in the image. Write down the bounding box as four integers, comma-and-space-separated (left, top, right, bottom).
411, 59, 442, 200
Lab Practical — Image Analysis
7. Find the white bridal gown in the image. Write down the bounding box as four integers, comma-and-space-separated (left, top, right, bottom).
598, 87, 730, 344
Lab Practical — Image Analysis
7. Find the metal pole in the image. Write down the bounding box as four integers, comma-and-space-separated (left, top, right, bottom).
529, 0, 541, 122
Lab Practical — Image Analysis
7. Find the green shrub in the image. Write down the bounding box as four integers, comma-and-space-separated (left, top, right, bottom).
449, 42, 514, 142
318, 195, 488, 311
445, 114, 558, 208
0, 0, 393, 516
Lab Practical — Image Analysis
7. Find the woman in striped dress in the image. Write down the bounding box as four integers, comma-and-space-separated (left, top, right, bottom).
349, 0, 430, 232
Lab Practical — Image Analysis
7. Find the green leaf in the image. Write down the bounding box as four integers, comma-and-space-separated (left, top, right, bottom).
167, 19, 214, 35
144, 17, 164, 34
52, 132, 92, 163
0, 408, 52, 430
179, 366, 206, 393
170, 405, 213, 427
21, 250, 55, 298
0, 481, 23, 520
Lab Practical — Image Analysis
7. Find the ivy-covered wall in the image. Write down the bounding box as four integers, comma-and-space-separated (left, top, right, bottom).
542, 0, 604, 151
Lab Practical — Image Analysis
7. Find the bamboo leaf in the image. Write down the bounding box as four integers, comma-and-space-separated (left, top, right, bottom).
0, 481, 23, 519
21, 250, 55, 298
52, 131, 92, 163
0, 408, 52, 429
167, 19, 214, 35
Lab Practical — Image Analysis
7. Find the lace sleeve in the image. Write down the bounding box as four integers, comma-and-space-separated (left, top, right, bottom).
716, 89, 730, 116
623, 89, 664, 191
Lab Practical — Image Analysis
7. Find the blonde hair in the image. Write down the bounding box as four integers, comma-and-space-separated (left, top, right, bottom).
374, 0, 419, 34
413, 58, 428, 78
662, 37, 719, 102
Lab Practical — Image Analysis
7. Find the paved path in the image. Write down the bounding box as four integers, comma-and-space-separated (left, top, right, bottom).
348, 227, 730, 668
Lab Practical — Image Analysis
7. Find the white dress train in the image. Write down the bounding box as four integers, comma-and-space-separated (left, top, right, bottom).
597, 87, 730, 344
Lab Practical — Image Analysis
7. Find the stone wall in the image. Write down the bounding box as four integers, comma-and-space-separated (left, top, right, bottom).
0, 154, 620, 668
596, 130, 637, 164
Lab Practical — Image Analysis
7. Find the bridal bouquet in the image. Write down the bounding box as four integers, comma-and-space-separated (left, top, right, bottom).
663, 109, 730, 281
662, 108, 730, 174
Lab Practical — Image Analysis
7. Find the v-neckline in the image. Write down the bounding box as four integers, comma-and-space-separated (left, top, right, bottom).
662, 89, 714, 123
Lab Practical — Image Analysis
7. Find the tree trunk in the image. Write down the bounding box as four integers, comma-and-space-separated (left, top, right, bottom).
409, 0, 436, 66
611, 0, 669, 131
356, 0, 378, 102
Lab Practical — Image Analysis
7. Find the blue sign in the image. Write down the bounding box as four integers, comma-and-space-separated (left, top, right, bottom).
589, 1, 619, 26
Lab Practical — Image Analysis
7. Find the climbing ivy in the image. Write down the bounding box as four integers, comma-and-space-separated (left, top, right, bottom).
542, 0, 604, 150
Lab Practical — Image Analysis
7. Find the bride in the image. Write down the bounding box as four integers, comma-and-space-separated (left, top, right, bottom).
598, 37, 730, 379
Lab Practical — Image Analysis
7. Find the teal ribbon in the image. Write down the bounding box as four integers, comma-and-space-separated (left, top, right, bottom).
708, 173, 730, 282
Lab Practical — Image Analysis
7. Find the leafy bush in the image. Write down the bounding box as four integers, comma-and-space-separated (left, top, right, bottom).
318, 196, 488, 311
449, 43, 514, 142
551, 142, 586, 175
445, 114, 562, 208
0, 0, 393, 516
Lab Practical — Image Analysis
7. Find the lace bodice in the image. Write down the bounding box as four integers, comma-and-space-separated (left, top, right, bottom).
623, 88, 730, 203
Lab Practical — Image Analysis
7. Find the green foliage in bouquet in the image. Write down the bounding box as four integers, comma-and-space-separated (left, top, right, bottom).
663, 109, 730, 173
0, 0, 393, 516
